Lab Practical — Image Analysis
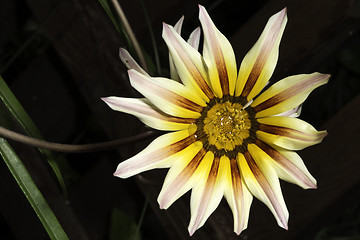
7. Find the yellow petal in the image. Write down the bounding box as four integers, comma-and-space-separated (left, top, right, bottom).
128, 69, 206, 118
257, 116, 327, 150
188, 154, 227, 235
199, 5, 237, 97
162, 23, 214, 101
158, 145, 205, 209
251, 73, 330, 118
235, 8, 287, 101
255, 139, 316, 189
239, 149, 289, 229
224, 156, 253, 235
114, 129, 195, 178
102, 97, 194, 131
169, 16, 184, 82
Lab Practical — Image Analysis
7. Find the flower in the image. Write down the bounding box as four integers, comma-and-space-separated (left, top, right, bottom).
102, 5, 329, 236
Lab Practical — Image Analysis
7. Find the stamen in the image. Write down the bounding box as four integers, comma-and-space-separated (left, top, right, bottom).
195, 97, 258, 157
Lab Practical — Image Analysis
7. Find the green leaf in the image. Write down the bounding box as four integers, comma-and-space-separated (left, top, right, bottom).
0, 76, 67, 195
97, 0, 136, 59
98, 0, 121, 33
109, 208, 141, 240
0, 138, 69, 240
138, 0, 161, 75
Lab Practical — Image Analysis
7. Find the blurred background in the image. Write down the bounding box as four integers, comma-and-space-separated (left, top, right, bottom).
0, 0, 360, 239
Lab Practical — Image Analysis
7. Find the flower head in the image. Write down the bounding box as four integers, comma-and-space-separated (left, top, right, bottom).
103, 5, 329, 236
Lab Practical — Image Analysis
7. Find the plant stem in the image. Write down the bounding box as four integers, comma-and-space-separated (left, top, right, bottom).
110, 0, 148, 72
0, 126, 156, 153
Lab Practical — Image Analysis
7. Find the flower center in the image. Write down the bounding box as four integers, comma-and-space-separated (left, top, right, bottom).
194, 97, 258, 158
203, 101, 251, 151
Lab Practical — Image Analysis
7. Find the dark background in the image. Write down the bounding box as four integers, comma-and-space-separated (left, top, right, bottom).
0, 0, 360, 239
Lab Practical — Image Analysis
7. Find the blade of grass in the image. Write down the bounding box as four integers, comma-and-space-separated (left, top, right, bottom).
99, 0, 159, 75
98, 0, 133, 49
0, 138, 69, 240
138, 0, 161, 75
0, 76, 67, 196
98, 0, 121, 33
109, 0, 148, 72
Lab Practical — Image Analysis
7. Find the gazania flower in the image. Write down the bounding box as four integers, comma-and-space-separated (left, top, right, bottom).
103, 5, 329, 236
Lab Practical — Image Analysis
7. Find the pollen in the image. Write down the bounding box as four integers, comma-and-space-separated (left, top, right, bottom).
203, 101, 251, 151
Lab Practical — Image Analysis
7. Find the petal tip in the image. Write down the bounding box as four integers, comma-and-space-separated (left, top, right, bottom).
113, 170, 121, 177
198, 5, 208, 18
188, 226, 196, 236
325, 74, 331, 82
278, 217, 289, 230
315, 72, 331, 84
162, 23, 173, 37
162, 22, 170, 30
113, 166, 129, 178
283, 223, 289, 230
157, 196, 168, 210
101, 97, 115, 107
127, 69, 141, 79
158, 201, 167, 210
118, 47, 128, 56
319, 130, 328, 140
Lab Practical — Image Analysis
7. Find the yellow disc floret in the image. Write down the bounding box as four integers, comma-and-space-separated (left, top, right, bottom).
203, 101, 251, 151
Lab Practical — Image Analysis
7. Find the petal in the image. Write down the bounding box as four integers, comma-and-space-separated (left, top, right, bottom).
251, 73, 330, 118
188, 155, 227, 235
169, 16, 185, 82
162, 23, 214, 101
224, 157, 253, 235
119, 48, 149, 76
235, 8, 287, 101
128, 69, 206, 118
188, 27, 201, 51
254, 139, 316, 189
256, 116, 327, 150
114, 129, 196, 178
275, 104, 302, 118
158, 146, 206, 209
102, 97, 195, 131
199, 5, 237, 97
239, 149, 289, 229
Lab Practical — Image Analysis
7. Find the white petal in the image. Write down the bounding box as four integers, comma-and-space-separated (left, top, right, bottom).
128, 69, 206, 118
163, 23, 214, 101
188, 155, 227, 235
119, 48, 149, 76
158, 145, 206, 209
114, 129, 196, 178
235, 8, 287, 101
199, 5, 237, 97
223, 156, 253, 235
257, 116, 327, 150
254, 140, 316, 189
169, 16, 185, 81
188, 27, 201, 51
239, 149, 289, 229
251, 73, 330, 118
102, 97, 194, 131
